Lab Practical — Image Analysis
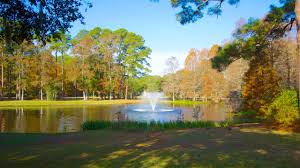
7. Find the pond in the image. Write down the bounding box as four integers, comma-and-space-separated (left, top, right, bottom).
0, 103, 229, 133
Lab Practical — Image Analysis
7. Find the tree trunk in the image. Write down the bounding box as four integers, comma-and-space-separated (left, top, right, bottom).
109, 63, 112, 100
1, 49, 4, 98
61, 51, 64, 97
21, 62, 24, 101
17, 71, 21, 100
21, 88, 24, 101
75, 81, 77, 99
296, 0, 300, 108
1, 63, 3, 98
193, 90, 196, 102
125, 78, 128, 100
172, 87, 175, 102
7, 61, 11, 99
83, 90, 88, 100
55, 50, 58, 77
3, 19, 12, 100
15, 84, 18, 100
286, 49, 291, 88
40, 88, 43, 100
18, 89, 20, 100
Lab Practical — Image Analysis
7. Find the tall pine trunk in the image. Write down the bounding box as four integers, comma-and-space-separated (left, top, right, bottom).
3, 19, 12, 99
1, 62, 3, 98
7, 56, 12, 99
61, 51, 64, 97
1, 47, 3, 98
109, 63, 112, 100
296, 0, 300, 108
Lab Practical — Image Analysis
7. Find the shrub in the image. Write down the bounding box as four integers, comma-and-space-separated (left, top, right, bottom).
81, 120, 231, 131
267, 89, 299, 127
234, 110, 261, 123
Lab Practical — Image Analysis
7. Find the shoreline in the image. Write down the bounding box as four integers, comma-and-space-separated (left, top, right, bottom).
0, 99, 210, 107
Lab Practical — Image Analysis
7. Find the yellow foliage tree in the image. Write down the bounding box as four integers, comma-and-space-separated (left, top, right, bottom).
242, 63, 281, 115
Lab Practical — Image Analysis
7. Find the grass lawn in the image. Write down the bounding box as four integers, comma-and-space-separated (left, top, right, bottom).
162, 100, 209, 106
0, 99, 208, 107
0, 100, 142, 107
0, 127, 300, 168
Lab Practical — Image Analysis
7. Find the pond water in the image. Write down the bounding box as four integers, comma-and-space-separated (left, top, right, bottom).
0, 103, 229, 133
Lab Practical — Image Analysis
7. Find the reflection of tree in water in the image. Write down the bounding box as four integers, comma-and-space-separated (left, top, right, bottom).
58, 112, 65, 132
0, 112, 4, 132
114, 111, 125, 121
192, 105, 203, 120
15, 107, 24, 132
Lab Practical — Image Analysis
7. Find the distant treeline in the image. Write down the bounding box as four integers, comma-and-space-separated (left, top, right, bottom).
0, 27, 152, 100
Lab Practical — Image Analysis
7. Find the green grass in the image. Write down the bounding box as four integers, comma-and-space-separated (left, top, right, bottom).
0, 99, 142, 107
0, 127, 300, 168
163, 100, 209, 106
0, 99, 209, 107
81, 120, 231, 131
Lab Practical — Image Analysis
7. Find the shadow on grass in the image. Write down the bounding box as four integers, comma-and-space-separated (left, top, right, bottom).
0, 128, 300, 168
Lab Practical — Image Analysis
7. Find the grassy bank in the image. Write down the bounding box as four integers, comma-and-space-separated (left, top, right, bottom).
0, 99, 209, 107
162, 100, 209, 106
81, 120, 231, 131
0, 127, 299, 168
0, 99, 142, 107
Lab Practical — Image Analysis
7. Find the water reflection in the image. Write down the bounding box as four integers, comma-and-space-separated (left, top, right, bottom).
178, 103, 228, 122
0, 103, 228, 133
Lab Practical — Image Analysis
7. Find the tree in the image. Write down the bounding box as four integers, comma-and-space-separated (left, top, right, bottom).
72, 34, 95, 100
114, 29, 151, 99
164, 56, 179, 101
242, 64, 281, 115
50, 32, 71, 97
169, 0, 300, 106
134, 75, 162, 93
13, 40, 34, 100
0, 40, 4, 98
0, 26, 152, 100
97, 29, 117, 100
185, 49, 201, 101
65, 56, 81, 98
271, 38, 298, 88
0, 0, 91, 99
0, 0, 91, 44
211, 18, 293, 114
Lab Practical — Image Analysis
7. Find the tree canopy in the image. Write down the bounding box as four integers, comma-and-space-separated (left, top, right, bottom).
0, 0, 92, 45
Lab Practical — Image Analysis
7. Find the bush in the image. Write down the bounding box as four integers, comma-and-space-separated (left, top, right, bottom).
81, 120, 232, 131
267, 89, 299, 127
234, 110, 261, 123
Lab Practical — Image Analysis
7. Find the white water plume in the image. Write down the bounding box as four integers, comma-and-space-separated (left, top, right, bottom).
142, 92, 164, 112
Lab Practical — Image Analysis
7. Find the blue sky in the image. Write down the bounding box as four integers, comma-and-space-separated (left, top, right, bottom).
69, 0, 278, 75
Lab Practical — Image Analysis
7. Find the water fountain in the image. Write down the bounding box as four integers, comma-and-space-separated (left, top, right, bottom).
122, 92, 182, 122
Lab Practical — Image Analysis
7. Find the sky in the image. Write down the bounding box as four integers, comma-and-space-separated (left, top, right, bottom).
69, 0, 278, 76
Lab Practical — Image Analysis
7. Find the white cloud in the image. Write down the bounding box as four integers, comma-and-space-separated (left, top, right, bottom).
148, 50, 188, 76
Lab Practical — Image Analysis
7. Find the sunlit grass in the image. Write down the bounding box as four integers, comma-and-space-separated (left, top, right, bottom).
1, 127, 300, 168
0, 99, 142, 107
162, 100, 209, 106
0, 99, 210, 107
